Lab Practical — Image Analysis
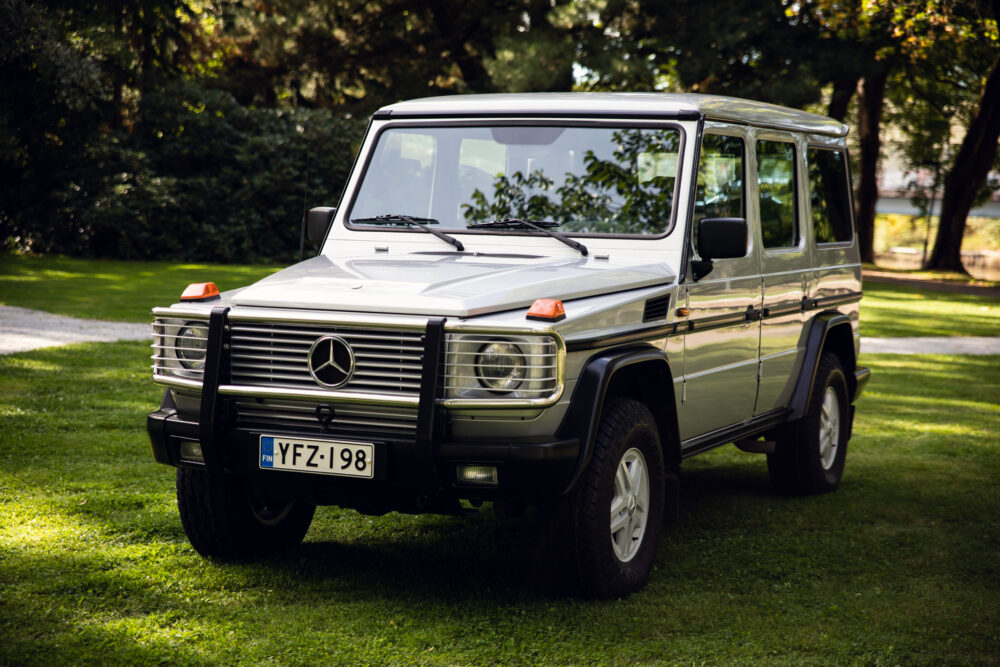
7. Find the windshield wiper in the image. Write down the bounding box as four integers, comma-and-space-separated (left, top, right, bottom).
350, 214, 464, 252
468, 218, 588, 257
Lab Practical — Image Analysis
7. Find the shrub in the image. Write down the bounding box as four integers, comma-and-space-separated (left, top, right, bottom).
3, 83, 366, 263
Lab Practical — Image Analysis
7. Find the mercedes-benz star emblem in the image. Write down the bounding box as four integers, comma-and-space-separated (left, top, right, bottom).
307, 336, 355, 388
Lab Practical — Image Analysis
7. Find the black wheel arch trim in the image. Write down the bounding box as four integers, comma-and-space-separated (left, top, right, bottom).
556, 345, 680, 495
788, 311, 860, 421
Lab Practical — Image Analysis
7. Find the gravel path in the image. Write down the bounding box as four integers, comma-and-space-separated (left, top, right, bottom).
0, 305, 149, 355
860, 336, 1000, 355
2, 305, 998, 356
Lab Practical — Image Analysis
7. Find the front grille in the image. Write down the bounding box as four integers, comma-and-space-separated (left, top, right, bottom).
234, 398, 418, 438
228, 322, 425, 396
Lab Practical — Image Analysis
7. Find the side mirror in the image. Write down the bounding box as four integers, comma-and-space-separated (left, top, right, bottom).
692, 217, 747, 281
306, 207, 336, 243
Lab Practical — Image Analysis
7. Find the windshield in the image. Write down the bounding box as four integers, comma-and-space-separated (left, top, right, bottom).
348, 124, 683, 236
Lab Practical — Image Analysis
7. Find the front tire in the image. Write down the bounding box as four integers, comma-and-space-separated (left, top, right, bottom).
176, 468, 316, 559
768, 352, 850, 495
571, 397, 666, 598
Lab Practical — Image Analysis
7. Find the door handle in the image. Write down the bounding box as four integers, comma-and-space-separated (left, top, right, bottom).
745, 304, 762, 322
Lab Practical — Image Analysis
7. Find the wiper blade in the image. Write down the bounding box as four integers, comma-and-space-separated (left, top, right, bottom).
468, 218, 588, 257
351, 214, 464, 252
468, 218, 561, 229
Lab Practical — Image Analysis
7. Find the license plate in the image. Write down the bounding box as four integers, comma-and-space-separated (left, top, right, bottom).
259, 435, 374, 479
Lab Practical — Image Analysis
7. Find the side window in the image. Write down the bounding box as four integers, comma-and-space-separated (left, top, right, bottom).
694, 134, 745, 248
808, 147, 853, 244
756, 140, 799, 249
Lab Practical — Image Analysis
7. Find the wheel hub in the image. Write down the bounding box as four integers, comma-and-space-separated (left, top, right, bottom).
818, 386, 841, 470
610, 447, 650, 563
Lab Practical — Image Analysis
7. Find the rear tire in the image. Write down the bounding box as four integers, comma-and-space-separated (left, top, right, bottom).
768, 352, 850, 495
569, 397, 666, 598
176, 468, 316, 559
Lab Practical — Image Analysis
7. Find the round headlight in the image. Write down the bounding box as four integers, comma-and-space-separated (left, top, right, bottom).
176, 322, 209, 370
475, 342, 526, 393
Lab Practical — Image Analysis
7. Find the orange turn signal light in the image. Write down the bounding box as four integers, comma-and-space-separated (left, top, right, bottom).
526, 298, 566, 322
180, 282, 220, 301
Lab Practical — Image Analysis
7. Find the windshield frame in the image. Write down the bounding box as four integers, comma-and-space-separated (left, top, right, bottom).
344, 119, 688, 240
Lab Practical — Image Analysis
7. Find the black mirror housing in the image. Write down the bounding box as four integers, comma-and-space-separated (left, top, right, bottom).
696, 217, 747, 261
306, 207, 336, 243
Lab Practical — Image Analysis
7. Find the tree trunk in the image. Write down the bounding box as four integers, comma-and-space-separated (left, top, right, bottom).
855, 68, 888, 264
427, 1, 495, 93
927, 51, 1000, 272
827, 75, 858, 122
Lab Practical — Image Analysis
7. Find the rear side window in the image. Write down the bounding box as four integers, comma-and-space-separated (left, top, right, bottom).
756, 140, 799, 249
807, 148, 853, 244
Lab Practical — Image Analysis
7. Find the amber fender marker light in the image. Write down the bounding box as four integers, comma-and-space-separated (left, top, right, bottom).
526, 298, 566, 322
180, 282, 220, 302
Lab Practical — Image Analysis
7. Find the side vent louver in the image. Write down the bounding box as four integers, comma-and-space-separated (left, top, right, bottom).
643, 295, 670, 322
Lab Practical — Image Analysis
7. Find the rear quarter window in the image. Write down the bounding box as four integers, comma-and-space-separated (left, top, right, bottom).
807, 147, 853, 244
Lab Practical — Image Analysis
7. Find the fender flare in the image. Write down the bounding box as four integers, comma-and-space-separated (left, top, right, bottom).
555, 345, 680, 495
788, 312, 856, 421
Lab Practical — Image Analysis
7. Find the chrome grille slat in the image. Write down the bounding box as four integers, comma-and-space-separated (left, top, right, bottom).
231, 361, 311, 373
354, 352, 423, 362
233, 348, 309, 358
351, 369, 423, 380
348, 378, 422, 389
228, 321, 426, 397
348, 342, 423, 351
230, 352, 307, 364
229, 371, 316, 383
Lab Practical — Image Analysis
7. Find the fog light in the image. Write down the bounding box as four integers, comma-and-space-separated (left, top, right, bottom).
457, 464, 498, 486
179, 439, 204, 463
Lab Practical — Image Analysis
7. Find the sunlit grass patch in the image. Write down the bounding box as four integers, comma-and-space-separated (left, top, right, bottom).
1, 344, 999, 662
860, 281, 1000, 337
0, 254, 280, 322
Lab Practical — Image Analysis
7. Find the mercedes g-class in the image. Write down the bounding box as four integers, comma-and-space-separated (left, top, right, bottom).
148, 93, 870, 597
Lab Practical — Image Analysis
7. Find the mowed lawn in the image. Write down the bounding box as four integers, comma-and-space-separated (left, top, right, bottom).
2, 254, 1000, 663
0, 255, 281, 322
1, 343, 998, 664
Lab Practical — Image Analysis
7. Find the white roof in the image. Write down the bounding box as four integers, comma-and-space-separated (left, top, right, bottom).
377, 92, 848, 137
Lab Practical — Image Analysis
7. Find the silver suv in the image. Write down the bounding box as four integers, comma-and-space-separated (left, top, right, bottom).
148, 93, 870, 597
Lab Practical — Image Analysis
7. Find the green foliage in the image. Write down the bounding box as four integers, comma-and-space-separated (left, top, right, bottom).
4, 0, 999, 265
2, 343, 999, 664
3, 83, 365, 262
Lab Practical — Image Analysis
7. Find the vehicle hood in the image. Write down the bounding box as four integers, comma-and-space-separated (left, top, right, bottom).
230, 254, 676, 317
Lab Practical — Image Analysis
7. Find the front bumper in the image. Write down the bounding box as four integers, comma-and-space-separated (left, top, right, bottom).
147, 405, 580, 508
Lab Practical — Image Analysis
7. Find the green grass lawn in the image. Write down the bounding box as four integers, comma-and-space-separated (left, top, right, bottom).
861, 280, 1000, 338
0, 254, 280, 322
3, 254, 1000, 338
2, 343, 998, 664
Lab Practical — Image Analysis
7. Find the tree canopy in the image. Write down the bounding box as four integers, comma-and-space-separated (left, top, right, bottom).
2, 0, 997, 266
